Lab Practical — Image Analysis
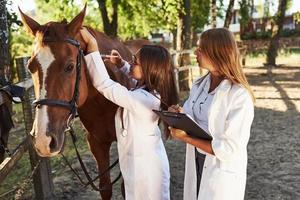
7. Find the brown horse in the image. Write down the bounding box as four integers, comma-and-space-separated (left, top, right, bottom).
19, 6, 140, 199
124, 39, 152, 55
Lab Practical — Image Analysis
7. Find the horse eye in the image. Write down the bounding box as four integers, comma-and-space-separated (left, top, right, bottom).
64, 64, 74, 72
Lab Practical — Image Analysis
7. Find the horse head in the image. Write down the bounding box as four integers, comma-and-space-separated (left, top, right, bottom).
19, 6, 89, 157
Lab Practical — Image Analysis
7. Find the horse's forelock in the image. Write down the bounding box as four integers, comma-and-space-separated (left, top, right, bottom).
36, 23, 68, 46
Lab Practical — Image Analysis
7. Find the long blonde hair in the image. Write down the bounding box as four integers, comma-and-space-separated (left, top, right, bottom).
200, 28, 255, 102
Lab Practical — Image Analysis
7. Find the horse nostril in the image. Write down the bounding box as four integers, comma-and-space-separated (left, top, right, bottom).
49, 135, 57, 151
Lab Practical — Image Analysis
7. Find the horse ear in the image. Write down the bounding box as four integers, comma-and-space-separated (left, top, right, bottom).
67, 4, 86, 36
18, 7, 40, 36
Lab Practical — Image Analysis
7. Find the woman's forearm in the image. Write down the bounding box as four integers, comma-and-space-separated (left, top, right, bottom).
182, 136, 215, 155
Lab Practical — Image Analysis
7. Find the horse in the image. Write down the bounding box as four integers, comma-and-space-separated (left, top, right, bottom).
0, 89, 13, 163
123, 39, 152, 55
19, 5, 140, 199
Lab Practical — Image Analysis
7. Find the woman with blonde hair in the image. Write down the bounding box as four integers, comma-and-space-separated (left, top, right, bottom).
168, 28, 255, 200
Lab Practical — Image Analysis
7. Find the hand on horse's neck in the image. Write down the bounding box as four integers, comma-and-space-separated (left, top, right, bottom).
209, 72, 224, 93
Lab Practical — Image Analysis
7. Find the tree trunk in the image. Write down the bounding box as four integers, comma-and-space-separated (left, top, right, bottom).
266, 0, 288, 66
263, 0, 270, 31
191, 30, 198, 47
224, 0, 235, 28
176, 0, 191, 91
211, 0, 217, 28
97, 0, 119, 37
172, 29, 177, 50
250, 0, 254, 18
0, 0, 9, 87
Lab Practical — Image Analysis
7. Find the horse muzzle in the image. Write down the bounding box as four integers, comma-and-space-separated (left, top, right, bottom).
30, 128, 65, 157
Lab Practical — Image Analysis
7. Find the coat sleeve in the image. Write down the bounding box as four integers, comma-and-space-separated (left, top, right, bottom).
211, 90, 254, 162
119, 61, 138, 86
84, 52, 157, 111
119, 61, 131, 74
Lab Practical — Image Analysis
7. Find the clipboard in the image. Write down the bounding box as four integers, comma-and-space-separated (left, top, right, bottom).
153, 110, 212, 141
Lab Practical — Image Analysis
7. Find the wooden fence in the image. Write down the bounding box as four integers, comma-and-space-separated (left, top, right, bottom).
171, 49, 203, 99
0, 57, 55, 199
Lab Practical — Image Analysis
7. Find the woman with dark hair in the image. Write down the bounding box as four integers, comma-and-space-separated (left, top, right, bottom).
81, 28, 176, 200
168, 28, 255, 200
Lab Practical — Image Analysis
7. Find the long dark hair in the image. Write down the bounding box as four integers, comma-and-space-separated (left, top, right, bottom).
137, 45, 178, 138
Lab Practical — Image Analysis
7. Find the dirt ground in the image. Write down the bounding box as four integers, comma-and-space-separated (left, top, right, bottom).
2, 55, 299, 200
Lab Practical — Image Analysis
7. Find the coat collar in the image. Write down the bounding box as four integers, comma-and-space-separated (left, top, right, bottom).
194, 73, 232, 94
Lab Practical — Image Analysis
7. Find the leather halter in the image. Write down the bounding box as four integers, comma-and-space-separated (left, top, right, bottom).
32, 37, 83, 127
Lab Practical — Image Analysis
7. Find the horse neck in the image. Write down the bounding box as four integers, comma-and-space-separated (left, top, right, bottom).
83, 28, 134, 94
84, 61, 133, 96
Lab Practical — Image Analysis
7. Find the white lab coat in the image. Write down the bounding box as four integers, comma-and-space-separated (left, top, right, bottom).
183, 74, 254, 200
84, 52, 170, 200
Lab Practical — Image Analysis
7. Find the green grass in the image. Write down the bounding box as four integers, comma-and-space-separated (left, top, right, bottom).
246, 47, 300, 58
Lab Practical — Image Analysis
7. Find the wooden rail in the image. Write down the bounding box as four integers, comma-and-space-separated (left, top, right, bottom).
0, 136, 29, 183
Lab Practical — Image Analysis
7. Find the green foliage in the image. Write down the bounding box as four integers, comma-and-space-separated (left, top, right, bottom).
246, 47, 300, 58
241, 31, 272, 40
239, 0, 250, 27
6, 0, 33, 82
118, 0, 179, 39
10, 27, 34, 58
272, 0, 292, 25
7, 0, 33, 58
191, 0, 210, 32
9, 0, 212, 57
216, 0, 225, 19
279, 28, 300, 37
34, 0, 101, 29
263, 0, 270, 18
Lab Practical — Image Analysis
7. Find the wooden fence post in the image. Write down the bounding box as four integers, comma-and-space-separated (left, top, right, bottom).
16, 57, 56, 200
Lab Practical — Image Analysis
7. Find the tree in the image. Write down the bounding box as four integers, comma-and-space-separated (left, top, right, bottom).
266, 0, 288, 66
249, 0, 254, 18
0, 0, 9, 86
191, 0, 210, 45
211, 0, 217, 28
239, 0, 251, 37
96, 0, 119, 37
34, 0, 101, 29
175, 0, 191, 90
224, 0, 235, 28
117, 0, 178, 40
176, 0, 191, 50
263, 0, 270, 31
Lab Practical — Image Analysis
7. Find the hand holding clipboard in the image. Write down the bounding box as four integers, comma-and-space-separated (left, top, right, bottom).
153, 110, 212, 141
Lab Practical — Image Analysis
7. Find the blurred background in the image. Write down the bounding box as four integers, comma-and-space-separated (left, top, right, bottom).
0, 0, 299, 199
